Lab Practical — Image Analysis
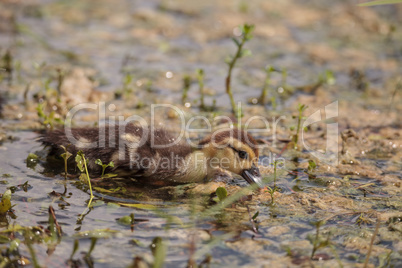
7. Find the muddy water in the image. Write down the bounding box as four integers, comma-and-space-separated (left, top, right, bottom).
0, 0, 401, 267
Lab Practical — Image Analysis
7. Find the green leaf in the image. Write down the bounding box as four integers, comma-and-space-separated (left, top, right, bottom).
0, 235, 10, 244
102, 173, 118, 178
36, 103, 45, 118
308, 160, 317, 172
75, 151, 85, 172
240, 49, 252, 57
95, 159, 103, 166
325, 70, 336, 85
26, 153, 38, 163
151, 237, 166, 268
252, 211, 259, 220
358, 0, 402, 6
61, 152, 71, 161
0, 190, 12, 214
26, 153, 39, 169
117, 213, 134, 226
108, 161, 114, 168
70, 239, 79, 259
9, 238, 20, 252
60, 145, 72, 161
86, 237, 98, 257
224, 56, 233, 65
216, 187, 228, 201
73, 229, 119, 239
118, 203, 157, 210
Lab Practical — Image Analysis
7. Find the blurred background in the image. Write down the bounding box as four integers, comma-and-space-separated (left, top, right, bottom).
0, 1, 401, 267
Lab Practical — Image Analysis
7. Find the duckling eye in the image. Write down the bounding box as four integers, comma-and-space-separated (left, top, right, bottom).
238, 150, 248, 159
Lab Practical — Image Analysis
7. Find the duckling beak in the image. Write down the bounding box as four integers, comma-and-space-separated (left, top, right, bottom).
241, 165, 263, 188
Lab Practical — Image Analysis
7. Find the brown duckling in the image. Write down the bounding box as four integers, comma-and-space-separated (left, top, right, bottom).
41, 124, 263, 187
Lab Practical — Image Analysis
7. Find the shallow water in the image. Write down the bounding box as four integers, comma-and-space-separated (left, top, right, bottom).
0, 0, 401, 267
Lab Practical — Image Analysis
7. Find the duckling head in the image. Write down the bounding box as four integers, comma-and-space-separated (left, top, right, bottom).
199, 129, 263, 188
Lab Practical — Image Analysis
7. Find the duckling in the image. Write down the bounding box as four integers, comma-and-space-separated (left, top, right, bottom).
41, 124, 263, 187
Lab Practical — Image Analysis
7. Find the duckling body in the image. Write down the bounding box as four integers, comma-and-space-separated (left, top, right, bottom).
41, 124, 263, 187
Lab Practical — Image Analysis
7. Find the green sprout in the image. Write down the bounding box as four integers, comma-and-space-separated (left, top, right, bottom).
196, 69, 205, 110
115, 73, 134, 99
150, 237, 166, 268
309, 220, 329, 259
1, 50, 13, 86
182, 75, 191, 105
36, 102, 64, 130
0, 189, 12, 214
26, 153, 39, 169
33, 61, 47, 94
281, 68, 287, 87
75, 151, 94, 207
84, 237, 98, 267
95, 159, 114, 178
258, 65, 276, 105
56, 68, 65, 96
307, 159, 317, 173
265, 160, 280, 205
215, 186, 228, 202
60, 145, 72, 178
69, 239, 80, 261
292, 104, 308, 150
225, 23, 254, 115
252, 211, 259, 221
277, 67, 294, 97
123, 73, 134, 97
24, 232, 41, 268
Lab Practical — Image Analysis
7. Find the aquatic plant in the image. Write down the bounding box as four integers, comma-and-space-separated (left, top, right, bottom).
36, 102, 64, 130
60, 145, 72, 178
67, 239, 80, 266
225, 23, 254, 115
215, 186, 228, 202
26, 153, 39, 169
388, 78, 401, 113
265, 160, 280, 205
292, 104, 308, 150
84, 237, 98, 267
24, 232, 41, 268
196, 68, 205, 110
117, 213, 135, 227
75, 151, 94, 207
280, 68, 287, 90
95, 159, 114, 178
151, 237, 166, 268
247, 206, 259, 233
115, 73, 134, 99
48, 206, 62, 240
1, 50, 13, 85
307, 159, 317, 174
0, 189, 12, 214
258, 65, 276, 105
309, 220, 329, 259
55, 68, 65, 96
181, 74, 191, 105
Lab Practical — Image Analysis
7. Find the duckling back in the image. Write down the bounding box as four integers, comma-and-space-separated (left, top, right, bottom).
41, 124, 194, 184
